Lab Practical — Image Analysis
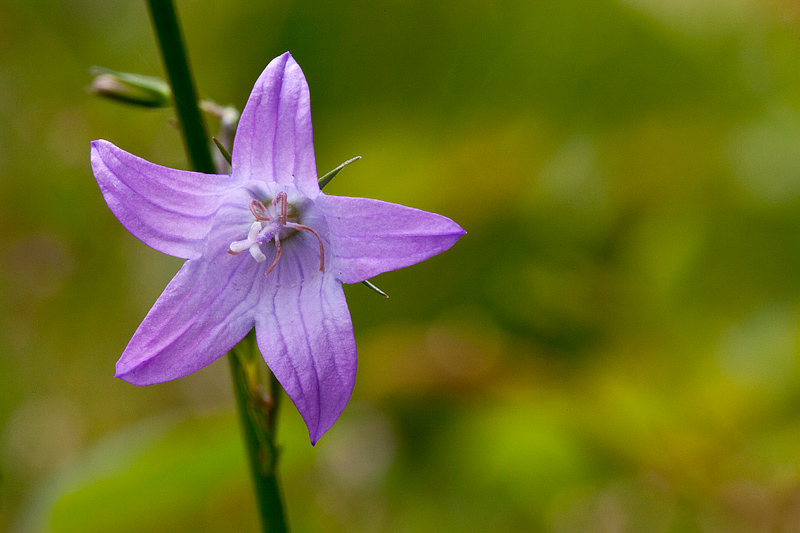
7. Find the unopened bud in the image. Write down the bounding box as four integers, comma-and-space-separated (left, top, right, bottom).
87, 67, 171, 108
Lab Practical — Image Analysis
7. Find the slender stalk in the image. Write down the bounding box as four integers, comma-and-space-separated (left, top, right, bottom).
146, 0, 215, 174
230, 333, 288, 532
145, 2, 288, 531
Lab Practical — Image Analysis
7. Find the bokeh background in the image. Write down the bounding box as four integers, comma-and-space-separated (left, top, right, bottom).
3, 0, 800, 531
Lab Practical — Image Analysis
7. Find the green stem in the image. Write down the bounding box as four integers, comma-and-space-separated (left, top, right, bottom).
145, 2, 288, 531
146, 0, 215, 174
230, 332, 288, 532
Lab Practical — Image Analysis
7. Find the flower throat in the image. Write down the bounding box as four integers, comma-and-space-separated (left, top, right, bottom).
228, 191, 324, 275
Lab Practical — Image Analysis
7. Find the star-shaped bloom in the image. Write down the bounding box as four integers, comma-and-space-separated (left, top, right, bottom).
90, 52, 465, 444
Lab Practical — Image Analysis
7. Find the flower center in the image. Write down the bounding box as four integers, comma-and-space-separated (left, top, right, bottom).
228, 191, 325, 275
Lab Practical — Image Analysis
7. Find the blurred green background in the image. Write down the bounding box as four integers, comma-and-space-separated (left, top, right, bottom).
3, 0, 800, 531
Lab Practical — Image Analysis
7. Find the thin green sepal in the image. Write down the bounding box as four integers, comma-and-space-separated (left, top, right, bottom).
318, 156, 361, 189
212, 137, 233, 165
362, 279, 389, 298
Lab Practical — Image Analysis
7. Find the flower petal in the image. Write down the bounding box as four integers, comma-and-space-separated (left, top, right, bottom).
316, 195, 466, 284
115, 254, 264, 385
232, 52, 319, 198
254, 243, 356, 445
91, 140, 241, 259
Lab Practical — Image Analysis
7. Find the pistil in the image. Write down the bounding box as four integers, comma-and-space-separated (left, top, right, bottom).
229, 192, 325, 275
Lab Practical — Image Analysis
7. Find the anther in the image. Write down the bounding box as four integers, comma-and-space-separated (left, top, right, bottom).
249, 199, 270, 221
291, 224, 325, 271
274, 191, 288, 224
232, 191, 326, 275
264, 236, 282, 276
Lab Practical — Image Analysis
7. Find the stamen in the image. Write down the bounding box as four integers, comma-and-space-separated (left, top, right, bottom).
290, 223, 325, 271
234, 191, 326, 275
274, 191, 288, 224
264, 235, 282, 276
249, 199, 270, 221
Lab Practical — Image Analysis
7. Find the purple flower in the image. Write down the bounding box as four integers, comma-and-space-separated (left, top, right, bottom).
90, 52, 464, 444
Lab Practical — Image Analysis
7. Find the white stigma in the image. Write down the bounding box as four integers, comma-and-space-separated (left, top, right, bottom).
229, 221, 267, 262
228, 193, 325, 276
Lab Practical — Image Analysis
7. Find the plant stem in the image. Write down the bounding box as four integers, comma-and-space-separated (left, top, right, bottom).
230, 333, 288, 532
145, 2, 288, 531
146, 0, 215, 174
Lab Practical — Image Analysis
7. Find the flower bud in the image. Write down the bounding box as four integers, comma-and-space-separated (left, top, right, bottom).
87, 67, 171, 108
